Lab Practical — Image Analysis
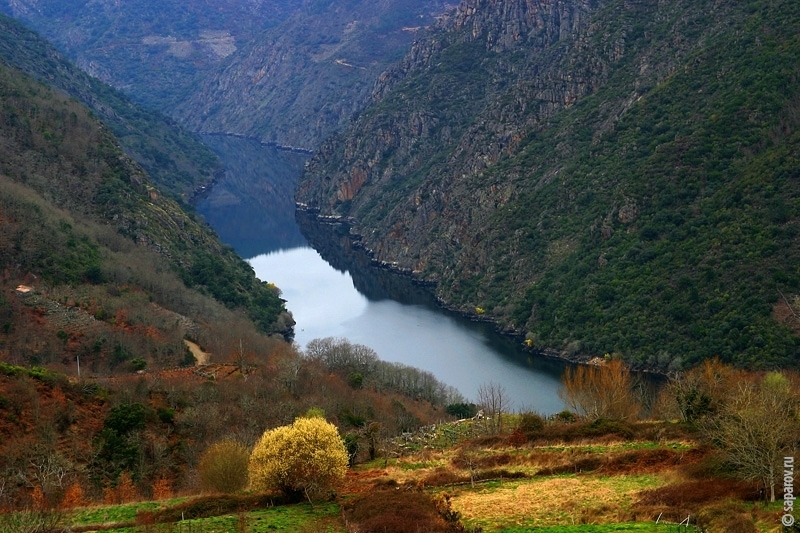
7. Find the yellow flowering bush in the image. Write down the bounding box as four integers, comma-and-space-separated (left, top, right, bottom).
249, 417, 348, 501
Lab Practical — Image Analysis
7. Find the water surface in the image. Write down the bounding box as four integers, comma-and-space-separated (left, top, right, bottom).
197, 137, 567, 413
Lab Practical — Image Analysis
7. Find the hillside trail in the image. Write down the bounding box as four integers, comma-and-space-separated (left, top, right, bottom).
183, 339, 211, 365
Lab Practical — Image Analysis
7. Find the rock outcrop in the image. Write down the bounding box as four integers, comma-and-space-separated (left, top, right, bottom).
297, 0, 800, 369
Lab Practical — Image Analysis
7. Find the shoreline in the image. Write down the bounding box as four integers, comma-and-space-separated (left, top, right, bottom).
296, 203, 670, 377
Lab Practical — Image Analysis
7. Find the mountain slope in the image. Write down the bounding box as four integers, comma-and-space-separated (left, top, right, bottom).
175, 0, 451, 149
0, 13, 221, 202
1, 0, 451, 150
0, 0, 304, 110
297, 0, 800, 370
0, 61, 293, 353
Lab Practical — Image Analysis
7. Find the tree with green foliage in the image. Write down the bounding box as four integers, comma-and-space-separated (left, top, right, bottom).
446, 402, 479, 419
93, 403, 147, 486
249, 417, 348, 502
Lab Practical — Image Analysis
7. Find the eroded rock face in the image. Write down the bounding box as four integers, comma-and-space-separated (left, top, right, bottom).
173, 0, 452, 150
298, 0, 611, 282
1, 0, 450, 148
298, 0, 800, 368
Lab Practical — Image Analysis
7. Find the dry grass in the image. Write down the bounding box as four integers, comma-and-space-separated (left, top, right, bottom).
450, 475, 663, 529
343, 422, 766, 531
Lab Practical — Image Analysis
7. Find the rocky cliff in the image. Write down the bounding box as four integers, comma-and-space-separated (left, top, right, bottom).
1, 0, 452, 149
298, 0, 800, 369
175, 0, 451, 149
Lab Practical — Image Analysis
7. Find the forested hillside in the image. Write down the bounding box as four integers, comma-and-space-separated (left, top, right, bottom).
1, 0, 452, 149
0, 32, 467, 508
298, 0, 800, 370
0, 60, 293, 353
0, 13, 221, 202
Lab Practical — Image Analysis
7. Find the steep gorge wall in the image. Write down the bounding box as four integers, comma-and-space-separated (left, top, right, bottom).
299, 0, 618, 274
298, 0, 800, 369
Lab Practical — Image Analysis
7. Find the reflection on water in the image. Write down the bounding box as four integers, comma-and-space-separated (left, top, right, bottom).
197, 138, 567, 413
249, 247, 368, 341
196, 134, 309, 257
249, 246, 566, 413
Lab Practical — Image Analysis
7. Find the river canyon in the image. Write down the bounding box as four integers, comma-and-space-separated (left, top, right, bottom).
196, 136, 567, 413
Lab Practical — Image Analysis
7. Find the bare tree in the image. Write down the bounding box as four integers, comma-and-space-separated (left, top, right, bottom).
558, 359, 640, 421
665, 357, 742, 423
698, 371, 800, 502
477, 382, 508, 434
15, 448, 76, 505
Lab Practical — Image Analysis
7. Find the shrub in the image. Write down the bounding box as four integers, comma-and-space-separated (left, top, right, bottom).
157, 407, 175, 425
249, 417, 348, 501
554, 410, 576, 422
517, 411, 545, 433
198, 439, 250, 494
0, 509, 64, 533
343, 490, 465, 533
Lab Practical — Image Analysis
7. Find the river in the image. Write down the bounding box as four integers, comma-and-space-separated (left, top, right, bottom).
196, 136, 567, 413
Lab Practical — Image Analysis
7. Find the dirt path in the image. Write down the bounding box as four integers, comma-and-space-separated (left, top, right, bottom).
183, 339, 211, 365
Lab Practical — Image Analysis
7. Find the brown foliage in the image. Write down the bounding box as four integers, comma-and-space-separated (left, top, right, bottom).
637, 479, 761, 508
695, 370, 800, 502
151, 478, 172, 501
343, 490, 465, 533
198, 439, 249, 494
31, 486, 46, 510
59, 482, 86, 510
529, 418, 637, 444
138, 493, 293, 524
665, 357, 747, 422
507, 429, 527, 447
103, 472, 139, 505
535, 456, 605, 476
602, 449, 678, 475
696, 501, 761, 533
422, 466, 527, 487
559, 359, 641, 421
420, 468, 465, 487
534, 445, 709, 477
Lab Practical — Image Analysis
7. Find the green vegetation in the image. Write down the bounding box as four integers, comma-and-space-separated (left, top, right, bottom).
299, 0, 800, 370
0, 60, 290, 338
66, 500, 342, 532
497, 3, 800, 368
0, 13, 222, 202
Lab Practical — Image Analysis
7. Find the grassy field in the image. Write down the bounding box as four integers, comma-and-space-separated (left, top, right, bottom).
13, 418, 785, 533
449, 474, 665, 530
67, 502, 343, 532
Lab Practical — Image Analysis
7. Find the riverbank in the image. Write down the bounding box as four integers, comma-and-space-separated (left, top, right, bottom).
295, 204, 669, 377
